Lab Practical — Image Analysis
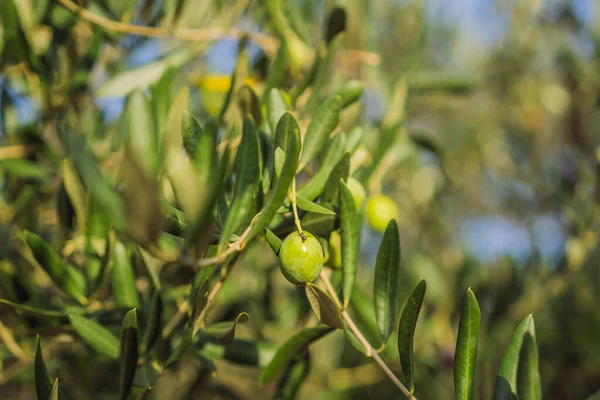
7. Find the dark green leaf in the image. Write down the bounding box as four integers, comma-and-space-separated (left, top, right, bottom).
398, 279, 426, 393
495, 315, 536, 400
248, 112, 300, 241
454, 288, 481, 400
34, 336, 53, 400
198, 339, 276, 368
305, 283, 344, 329
344, 329, 368, 356
517, 333, 542, 400
373, 219, 401, 344
298, 204, 337, 236
69, 315, 120, 359
260, 325, 333, 385
339, 180, 359, 308
119, 309, 139, 400
23, 231, 87, 304
141, 291, 163, 354
325, 7, 347, 44
299, 96, 341, 170
112, 242, 139, 308
201, 312, 249, 345
275, 353, 310, 400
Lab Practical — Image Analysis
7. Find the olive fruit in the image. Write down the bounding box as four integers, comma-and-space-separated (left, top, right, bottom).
278, 231, 324, 285
327, 230, 342, 269
347, 177, 366, 209
365, 195, 399, 233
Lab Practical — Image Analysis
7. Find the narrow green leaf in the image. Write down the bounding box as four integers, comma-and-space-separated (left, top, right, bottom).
296, 193, 336, 215
298, 132, 347, 202
0, 159, 50, 179
0, 299, 67, 317
373, 220, 401, 344
305, 283, 344, 329
517, 333, 542, 400
266, 88, 290, 137
335, 80, 364, 108
201, 312, 249, 345
298, 204, 337, 237
162, 86, 189, 159
299, 96, 341, 170
339, 180, 359, 308
127, 89, 158, 174
304, 34, 344, 113
275, 353, 310, 400
219, 116, 261, 248
69, 315, 120, 359
132, 363, 160, 389
495, 315, 536, 400
34, 336, 53, 400
151, 66, 173, 139
454, 288, 481, 400
194, 116, 219, 185
119, 309, 139, 400
344, 329, 368, 356
265, 228, 283, 255
112, 242, 139, 308
248, 112, 300, 241
260, 325, 333, 385
23, 231, 87, 304
398, 279, 426, 393
321, 153, 350, 204
141, 291, 163, 354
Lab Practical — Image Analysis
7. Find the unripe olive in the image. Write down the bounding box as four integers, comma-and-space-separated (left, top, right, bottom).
365, 195, 399, 233
278, 231, 324, 285
347, 177, 366, 209
327, 230, 342, 269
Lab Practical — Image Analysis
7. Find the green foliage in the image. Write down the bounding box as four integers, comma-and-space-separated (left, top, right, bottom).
4, 1, 593, 399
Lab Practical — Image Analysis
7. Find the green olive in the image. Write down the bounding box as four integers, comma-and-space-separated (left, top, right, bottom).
278, 231, 324, 285
347, 177, 366, 209
365, 195, 399, 233
327, 230, 342, 269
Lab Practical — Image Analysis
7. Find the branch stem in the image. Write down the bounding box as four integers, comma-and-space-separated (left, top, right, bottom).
319, 271, 417, 400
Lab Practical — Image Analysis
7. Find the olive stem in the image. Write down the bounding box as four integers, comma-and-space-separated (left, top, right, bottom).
290, 177, 306, 240
319, 271, 417, 400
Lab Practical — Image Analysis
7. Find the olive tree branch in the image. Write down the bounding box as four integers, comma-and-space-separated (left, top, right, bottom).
319, 271, 417, 400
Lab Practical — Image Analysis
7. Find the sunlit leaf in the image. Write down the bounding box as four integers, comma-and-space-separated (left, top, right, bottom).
495, 315, 536, 400
61, 159, 88, 232
296, 193, 336, 215
305, 283, 344, 329
299, 96, 341, 170
266, 88, 290, 137
517, 333, 542, 400
69, 315, 120, 359
454, 288, 481, 400
335, 80, 364, 108
373, 220, 401, 344
398, 279, 426, 393
321, 153, 350, 204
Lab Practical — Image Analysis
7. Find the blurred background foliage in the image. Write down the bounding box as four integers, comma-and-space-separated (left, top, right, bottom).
1, 0, 600, 399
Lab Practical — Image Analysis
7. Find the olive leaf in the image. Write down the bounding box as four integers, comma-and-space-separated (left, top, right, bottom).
112, 241, 139, 308
266, 88, 290, 137
298, 95, 341, 170
339, 180, 359, 308
517, 333, 542, 400
69, 315, 120, 359
119, 309, 139, 400
305, 283, 344, 329
454, 288, 481, 400
398, 279, 426, 394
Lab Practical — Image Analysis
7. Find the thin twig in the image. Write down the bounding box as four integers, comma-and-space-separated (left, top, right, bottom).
290, 178, 305, 239
56, 0, 278, 55
319, 271, 417, 400
0, 321, 28, 361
